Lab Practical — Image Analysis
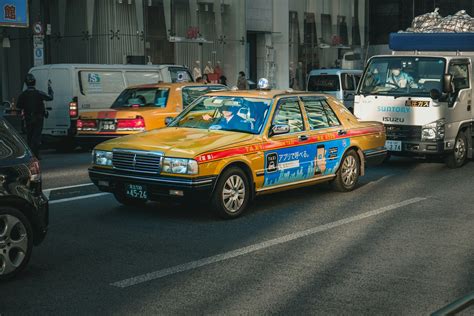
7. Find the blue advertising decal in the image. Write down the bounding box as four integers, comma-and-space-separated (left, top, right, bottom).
0, 0, 28, 27
264, 139, 350, 187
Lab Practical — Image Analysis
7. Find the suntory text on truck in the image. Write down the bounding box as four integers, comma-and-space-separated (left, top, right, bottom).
354, 32, 474, 168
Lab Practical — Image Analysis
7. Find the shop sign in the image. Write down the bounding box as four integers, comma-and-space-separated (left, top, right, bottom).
0, 0, 29, 28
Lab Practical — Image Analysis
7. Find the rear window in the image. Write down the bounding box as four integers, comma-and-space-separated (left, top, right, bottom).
0, 119, 28, 160
182, 85, 228, 108
79, 71, 125, 95
307, 75, 340, 92
111, 88, 170, 108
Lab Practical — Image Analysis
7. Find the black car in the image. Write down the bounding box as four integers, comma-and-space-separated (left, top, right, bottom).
0, 117, 48, 280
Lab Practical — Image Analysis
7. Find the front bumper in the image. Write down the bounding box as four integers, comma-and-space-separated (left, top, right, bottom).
89, 168, 217, 200
388, 139, 445, 156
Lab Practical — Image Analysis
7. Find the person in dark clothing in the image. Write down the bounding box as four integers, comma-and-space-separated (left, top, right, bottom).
16, 74, 54, 159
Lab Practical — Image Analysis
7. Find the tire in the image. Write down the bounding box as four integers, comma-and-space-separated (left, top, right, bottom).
211, 167, 251, 219
332, 150, 360, 192
0, 207, 34, 280
446, 132, 467, 169
114, 192, 148, 207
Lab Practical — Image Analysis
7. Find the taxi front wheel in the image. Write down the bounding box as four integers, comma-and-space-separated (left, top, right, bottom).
211, 167, 250, 219
332, 150, 360, 192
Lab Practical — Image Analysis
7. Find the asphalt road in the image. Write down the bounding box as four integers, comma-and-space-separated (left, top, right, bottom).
1, 152, 474, 315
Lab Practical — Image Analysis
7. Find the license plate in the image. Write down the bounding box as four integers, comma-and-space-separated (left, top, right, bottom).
100, 120, 116, 131
385, 140, 402, 152
125, 184, 148, 200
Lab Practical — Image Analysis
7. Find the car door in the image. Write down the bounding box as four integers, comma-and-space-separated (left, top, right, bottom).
263, 97, 314, 188
301, 96, 350, 177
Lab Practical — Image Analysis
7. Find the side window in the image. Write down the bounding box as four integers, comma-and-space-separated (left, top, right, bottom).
354, 75, 361, 89
341, 73, 355, 91
322, 101, 341, 126
301, 97, 330, 130
448, 62, 470, 92
272, 98, 304, 133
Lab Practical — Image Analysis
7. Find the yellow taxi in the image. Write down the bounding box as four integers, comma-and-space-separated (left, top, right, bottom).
89, 79, 386, 219
76, 82, 227, 145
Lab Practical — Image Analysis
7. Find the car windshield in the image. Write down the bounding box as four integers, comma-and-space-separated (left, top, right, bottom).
358, 57, 446, 97
170, 96, 272, 134
182, 85, 228, 108
111, 88, 170, 108
308, 75, 340, 92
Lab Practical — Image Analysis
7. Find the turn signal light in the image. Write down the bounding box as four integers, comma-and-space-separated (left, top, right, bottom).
77, 119, 97, 131
69, 97, 79, 118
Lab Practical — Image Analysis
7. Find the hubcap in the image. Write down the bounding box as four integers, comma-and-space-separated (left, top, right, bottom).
341, 155, 358, 187
0, 215, 28, 276
454, 137, 466, 163
222, 175, 246, 213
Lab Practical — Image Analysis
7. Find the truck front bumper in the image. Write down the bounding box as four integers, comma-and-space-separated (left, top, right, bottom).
388, 139, 445, 156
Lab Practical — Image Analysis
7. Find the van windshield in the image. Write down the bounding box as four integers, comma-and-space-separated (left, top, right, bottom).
111, 88, 170, 108
308, 75, 340, 92
358, 57, 446, 97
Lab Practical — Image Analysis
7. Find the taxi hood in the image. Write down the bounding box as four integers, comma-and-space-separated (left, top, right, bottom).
95, 127, 256, 158
80, 107, 169, 120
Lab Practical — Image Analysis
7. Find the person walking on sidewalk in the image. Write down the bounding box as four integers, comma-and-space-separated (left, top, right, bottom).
16, 74, 54, 159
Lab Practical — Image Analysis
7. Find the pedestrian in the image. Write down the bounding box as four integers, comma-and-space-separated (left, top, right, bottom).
16, 74, 54, 159
237, 71, 248, 90
219, 75, 228, 86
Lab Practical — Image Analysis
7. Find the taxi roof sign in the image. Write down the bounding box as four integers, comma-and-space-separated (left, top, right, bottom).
257, 78, 271, 90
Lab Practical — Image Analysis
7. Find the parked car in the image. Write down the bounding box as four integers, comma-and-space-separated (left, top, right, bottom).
27, 63, 193, 150
307, 69, 363, 112
76, 82, 228, 147
89, 80, 386, 219
0, 118, 48, 280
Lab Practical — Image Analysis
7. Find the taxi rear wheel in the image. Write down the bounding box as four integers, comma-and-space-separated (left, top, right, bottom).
332, 150, 360, 192
211, 167, 250, 219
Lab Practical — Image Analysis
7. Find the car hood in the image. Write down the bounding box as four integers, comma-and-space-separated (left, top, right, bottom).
95, 127, 257, 158
80, 107, 168, 120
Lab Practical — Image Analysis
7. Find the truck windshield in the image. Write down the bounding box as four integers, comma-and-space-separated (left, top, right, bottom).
358, 57, 446, 97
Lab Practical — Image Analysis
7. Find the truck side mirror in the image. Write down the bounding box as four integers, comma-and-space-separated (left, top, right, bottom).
165, 116, 174, 126
430, 89, 442, 100
443, 74, 454, 94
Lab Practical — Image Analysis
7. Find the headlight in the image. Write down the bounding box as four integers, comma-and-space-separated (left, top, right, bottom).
422, 119, 445, 141
93, 150, 113, 166
162, 158, 198, 175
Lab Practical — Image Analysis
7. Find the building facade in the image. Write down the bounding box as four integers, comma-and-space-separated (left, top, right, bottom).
1, 0, 370, 102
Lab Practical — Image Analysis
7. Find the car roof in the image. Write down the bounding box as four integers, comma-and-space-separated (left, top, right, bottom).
204, 89, 330, 99
126, 82, 227, 89
308, 68, 363, 76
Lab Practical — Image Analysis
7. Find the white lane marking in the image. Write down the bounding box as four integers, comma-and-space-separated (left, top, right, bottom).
44, 182, 94, 195
365, 175, 393, 187
49, 193, 109, 205
111, 197, 427, 288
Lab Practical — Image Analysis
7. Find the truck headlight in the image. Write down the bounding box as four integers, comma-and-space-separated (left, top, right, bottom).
422, 119, 445, 141
93, 150, 113, 166
162, 158, 198, 175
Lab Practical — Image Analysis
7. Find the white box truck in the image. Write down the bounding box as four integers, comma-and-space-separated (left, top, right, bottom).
28, 64, 193, 150
354, 33, 474, 168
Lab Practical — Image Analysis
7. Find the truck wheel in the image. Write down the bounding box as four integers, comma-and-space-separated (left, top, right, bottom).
114, 192, 147, 207
332, 150, 360, 192
211, 167, 251, 219
0, 207, 33, 280
446, 132, 467, 169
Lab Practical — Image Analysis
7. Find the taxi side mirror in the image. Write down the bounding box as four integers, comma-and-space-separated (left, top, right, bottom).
270, 124, 290, 136
165, 117, 174, 126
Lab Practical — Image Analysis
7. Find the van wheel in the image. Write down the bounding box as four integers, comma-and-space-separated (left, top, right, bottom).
0, 207, 33, 280
114, 192, 147, 207
446, 132, 467, 168
332, 150, 360, 192
211, 167, 250, 219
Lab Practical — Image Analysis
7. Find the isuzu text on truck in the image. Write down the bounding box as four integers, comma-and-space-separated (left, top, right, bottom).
354, 33, 474, 168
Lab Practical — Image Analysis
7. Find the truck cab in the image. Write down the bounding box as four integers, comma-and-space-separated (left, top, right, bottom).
354, 33, 474, 168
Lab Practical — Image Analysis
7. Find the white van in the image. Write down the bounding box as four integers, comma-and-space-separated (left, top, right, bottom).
307, 69, 363, 112
28, 64, 193, 149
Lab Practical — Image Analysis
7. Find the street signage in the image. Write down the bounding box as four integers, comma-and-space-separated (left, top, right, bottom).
32, 21, 43, 35
33, 35, 44, 66
0, 0, 29, 28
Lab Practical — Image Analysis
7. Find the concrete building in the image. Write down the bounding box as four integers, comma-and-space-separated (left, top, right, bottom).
1, 0, 369, 102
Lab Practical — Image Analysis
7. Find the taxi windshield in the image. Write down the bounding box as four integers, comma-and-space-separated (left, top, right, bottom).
170, 96, 272, 134
111, 88, 170, 108
358, 57, 446, 97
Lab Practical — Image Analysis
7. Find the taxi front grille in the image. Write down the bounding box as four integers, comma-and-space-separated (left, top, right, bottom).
112, 150, 162, 174
385, 125, 422, 141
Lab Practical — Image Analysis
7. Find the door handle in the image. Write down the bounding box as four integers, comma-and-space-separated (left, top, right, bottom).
298, 135, 308, 141
338, 130, 347, 136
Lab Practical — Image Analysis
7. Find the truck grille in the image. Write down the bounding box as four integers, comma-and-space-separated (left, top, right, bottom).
385, 125, 422, 141
112, 150, 162, 174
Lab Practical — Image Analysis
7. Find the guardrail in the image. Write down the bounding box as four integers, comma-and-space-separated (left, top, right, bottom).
432, 291, 474, 316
